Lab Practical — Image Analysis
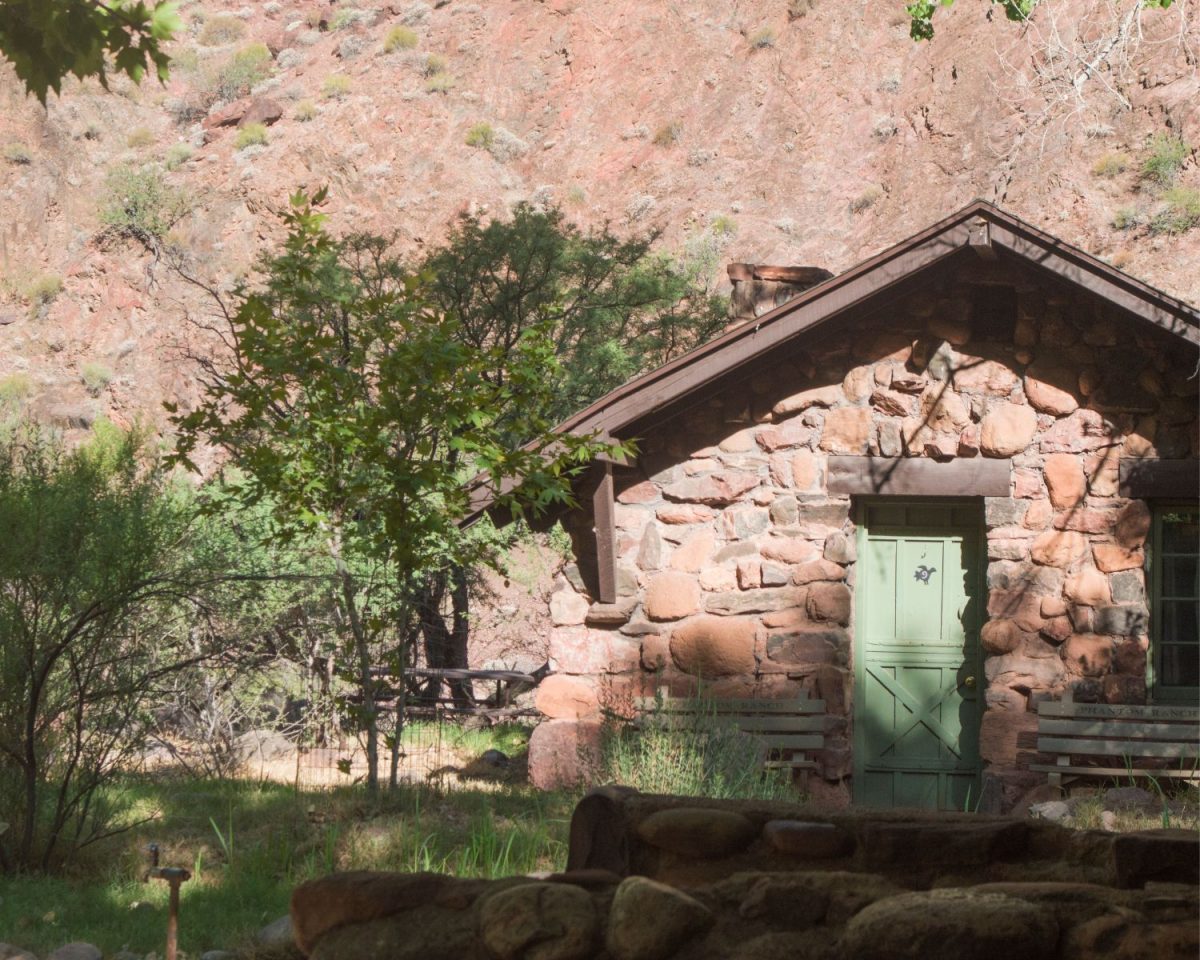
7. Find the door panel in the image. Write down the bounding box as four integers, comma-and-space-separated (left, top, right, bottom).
855, 502, 982, 811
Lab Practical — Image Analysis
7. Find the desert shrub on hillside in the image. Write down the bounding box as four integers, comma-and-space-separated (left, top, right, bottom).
1149, 187, 1200, 235
1142, 133, 1190, 186
322, 74, 352, 99
749, 26, 777, 48
126, 127, 156, 149
652, 121, 682, 147
210, 43, 273, 102
235, 122, 269, 150
1111, 206, 1140, 231
422, 53, 447, 77
199, 14, 246, 45
2, 143, 32, 165
81, 362, 113, 396
0, 373, 32, 410
384, 26, 419, 52
1092, 152, 1129, 177
164, 143, 194, 170
294, 99, 318, 121
99, 165, 192, 250
23, 274, 62, 308
425, 72, 454, 94
465, 122, 495, 149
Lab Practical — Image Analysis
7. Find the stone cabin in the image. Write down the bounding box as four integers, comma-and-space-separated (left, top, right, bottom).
479, 202, 1200, 812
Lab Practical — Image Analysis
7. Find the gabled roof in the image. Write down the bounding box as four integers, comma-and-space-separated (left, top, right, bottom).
465, 200, 1199, 521
557, 200, 1198, 442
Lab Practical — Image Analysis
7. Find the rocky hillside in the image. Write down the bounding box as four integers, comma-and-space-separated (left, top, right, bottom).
0, 0, 1197, 438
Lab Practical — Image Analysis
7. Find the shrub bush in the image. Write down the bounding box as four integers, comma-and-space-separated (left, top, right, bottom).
1092, 152, 1129, 177
164, 143, 194, 170
235, 122, 269, 150
749, 26, 776, 48
465, 122, 494, 149
422, 53, 447, 77
850, 185, 883, 213
2, 143, 32, 165
425, 72, 454, 94
652, 121, 682, 147
212, 43, 273, 102
99, 164, 192, 248
199, 14, 246, 45
0, 373, 33, 407
294, 99, 318, 121
24, 274, 63, 307
81, 362, 113, 396
384, 26, 419, 52
1111, 206, 1140, 231
126, 127, 156, 149
322, 74, 352, 99
1148, 187, 1200, 235
1142, 133, 1190, 187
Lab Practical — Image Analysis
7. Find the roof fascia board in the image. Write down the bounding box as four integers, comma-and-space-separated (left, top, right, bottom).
562, 220, 975, 439
986, 220, 1200, 344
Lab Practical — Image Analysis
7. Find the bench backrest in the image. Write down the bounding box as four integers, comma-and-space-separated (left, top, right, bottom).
634, 695, 826, 753
1035, 700, 1200, 765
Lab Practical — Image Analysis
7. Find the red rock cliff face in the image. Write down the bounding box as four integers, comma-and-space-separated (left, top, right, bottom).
531, 255, 1198, 809
0, 0, 1197, 442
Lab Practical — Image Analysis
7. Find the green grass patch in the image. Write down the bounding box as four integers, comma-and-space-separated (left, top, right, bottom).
1148, 186, 1200, 235
164, 143, 194, 170
1111, 206, 1140, 231
0, 776, 573, 956
81, 362, 113, 396
211, 43, 274, 102
1142, 132, 1189, 186
24, 273, 63, 307
199, 14, 246, 46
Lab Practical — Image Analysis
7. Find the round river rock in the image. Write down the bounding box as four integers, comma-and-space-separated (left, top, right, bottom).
636, 808, 757, 858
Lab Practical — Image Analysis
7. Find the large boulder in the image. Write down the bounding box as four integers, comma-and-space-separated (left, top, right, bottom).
478, 882, 598, 960
605, 876, 712, 960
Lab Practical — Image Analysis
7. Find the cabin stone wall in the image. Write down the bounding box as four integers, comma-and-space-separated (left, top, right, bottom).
530, 273, 1199, 810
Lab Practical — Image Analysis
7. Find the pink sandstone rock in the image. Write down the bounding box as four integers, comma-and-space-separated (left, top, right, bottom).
1062, 634, 1114, 677
644, 571, 703, 621
842, 367, 874, 404
818, 408, 873, 455
1093, 543, 1143, 573
952, 358, 1019, 396
528, 720, 603, 789
805, 582, 851, 626
1040, 616, 1072, 644
757, 418, 814, 451
640, 634, 670, 670
1114, 501, 1151, 549
618, 480, 659, 504
670, 528, 716, 573
1113, 638, 1147, 675
1064, 568, 1111, 607
536, 674, 601, 719
736, 558, 761, 589
981, 619, 1023, 655
1040, 596, 1068, 618
771, 384, 842, 417
699, 566, 738, 591
1053, 506, 1118, 535
1024, 365, 1079, 416
980, 403, 1038, 456
1022, 499, 1053, 529
1030, 530, 1088, 568
1038, 409, 1112, 454
662, 473, 760, 506
551, 627, 640, 674
669, 616, 758, 677
550, 588, 590, 626
718, 428, 756, 453
870, 389, 914, 418
760, 536, 820, 565
657, 504, 714, 524
1103, 674, 1147, 704
1043, 454, 1086, 509
792, 559, 846, 584
791, 449, 822, 491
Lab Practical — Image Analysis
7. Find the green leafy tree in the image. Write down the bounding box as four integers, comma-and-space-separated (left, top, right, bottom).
0, 0, 181, 103
170, 190, 622, 791
906, 0, 1174, 40
410, 204, 727, 703
0, 421, 222, 871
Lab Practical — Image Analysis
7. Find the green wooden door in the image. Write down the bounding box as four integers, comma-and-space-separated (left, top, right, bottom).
854, 501, 983, 810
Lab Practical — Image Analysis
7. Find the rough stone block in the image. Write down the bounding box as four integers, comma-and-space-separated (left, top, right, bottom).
669, 616, 758, 676
1093, 604, 1148, 636
528, 720, 603, 789
1061, 634, 1113, 677
536, 675, 601, 719
805, 582, 851, 626
980, 402, 1038, 456
645, 572, 703, 621
818, 407, 873, 455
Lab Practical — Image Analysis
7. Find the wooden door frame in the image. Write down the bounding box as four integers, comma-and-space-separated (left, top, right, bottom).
851, 497, 987, 807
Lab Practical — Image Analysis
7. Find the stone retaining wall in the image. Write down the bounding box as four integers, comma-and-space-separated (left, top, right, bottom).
530, 265, 1199, 806
289, 792, 1200, 960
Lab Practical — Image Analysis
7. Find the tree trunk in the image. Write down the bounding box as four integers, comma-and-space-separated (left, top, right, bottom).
416, 568, 473, 708
337, 565, 378, 793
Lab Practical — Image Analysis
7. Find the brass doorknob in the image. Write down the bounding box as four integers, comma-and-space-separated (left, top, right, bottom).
963, 676, 977, 688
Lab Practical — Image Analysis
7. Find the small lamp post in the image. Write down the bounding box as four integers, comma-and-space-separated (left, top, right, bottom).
145, 843, 191, 960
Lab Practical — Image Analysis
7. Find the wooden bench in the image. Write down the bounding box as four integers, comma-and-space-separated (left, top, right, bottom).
1030, 697, 1200, 789
636, 694, 826, 787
